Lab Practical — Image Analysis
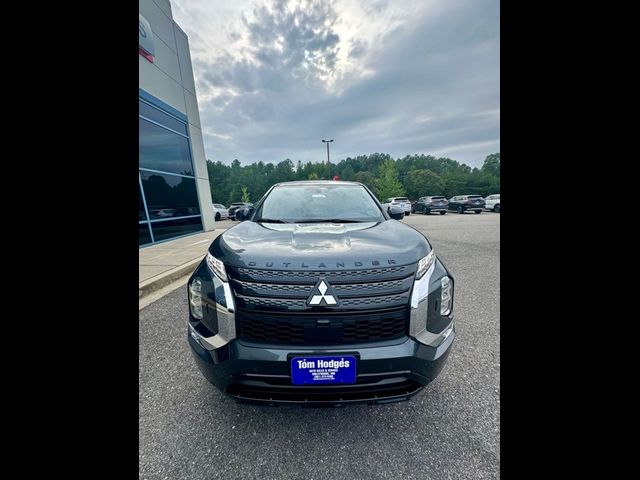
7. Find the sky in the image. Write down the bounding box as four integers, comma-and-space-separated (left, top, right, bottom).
172, 0, 499, 168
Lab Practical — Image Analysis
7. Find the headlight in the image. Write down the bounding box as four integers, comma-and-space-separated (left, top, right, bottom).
440, 276, 453, 316
206, 252, 228, 281
189, 278, 203, 320
415, 250, 436, 279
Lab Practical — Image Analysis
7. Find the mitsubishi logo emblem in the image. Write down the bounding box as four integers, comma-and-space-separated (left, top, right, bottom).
307, 279, 339, 306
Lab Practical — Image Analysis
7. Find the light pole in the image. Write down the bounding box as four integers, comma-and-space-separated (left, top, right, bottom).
322, 139, 333, 164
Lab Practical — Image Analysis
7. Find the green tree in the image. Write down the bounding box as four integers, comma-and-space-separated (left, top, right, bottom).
206, 152, 498, 205
241, 186, 250, 202
340, 164, 355, 181
376, 159, 405, 200
481, 153, 500, 176
353, 171, 378, 195
405, 169, 445, 199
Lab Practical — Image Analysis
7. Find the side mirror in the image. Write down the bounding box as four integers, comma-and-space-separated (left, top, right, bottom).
388, 206, 405, 220
237, 206, 254, 221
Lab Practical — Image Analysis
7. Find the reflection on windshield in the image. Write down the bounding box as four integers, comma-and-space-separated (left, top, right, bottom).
257, 184, 384, 223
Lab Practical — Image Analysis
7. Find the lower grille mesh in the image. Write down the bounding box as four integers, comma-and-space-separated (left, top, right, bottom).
237, 308, 408, 345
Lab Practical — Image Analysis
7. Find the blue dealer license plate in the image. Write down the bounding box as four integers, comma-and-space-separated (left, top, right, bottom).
290, 356, 357, 385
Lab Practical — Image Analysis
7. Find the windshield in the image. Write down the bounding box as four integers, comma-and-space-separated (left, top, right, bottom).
256, 184, 385, 223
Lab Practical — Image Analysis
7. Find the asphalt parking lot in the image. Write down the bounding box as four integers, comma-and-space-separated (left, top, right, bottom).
139, 212, 500, 480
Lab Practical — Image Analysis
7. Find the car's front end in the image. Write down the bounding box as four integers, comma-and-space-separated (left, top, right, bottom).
228, 204, 243, 220
186, 181, 455, 406
187, 250, 454, 406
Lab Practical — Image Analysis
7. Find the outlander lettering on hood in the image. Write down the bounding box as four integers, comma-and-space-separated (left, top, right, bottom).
245, 259, 399, 268
187, 180, 455, 406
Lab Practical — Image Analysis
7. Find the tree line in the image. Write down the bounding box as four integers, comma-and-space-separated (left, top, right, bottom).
207, 152, 500, 205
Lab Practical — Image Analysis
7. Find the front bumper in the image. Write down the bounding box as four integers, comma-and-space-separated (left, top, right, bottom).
188, 321, 455, 406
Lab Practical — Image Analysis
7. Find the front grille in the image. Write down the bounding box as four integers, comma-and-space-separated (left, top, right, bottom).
235, 292, 410, 310
228, 264, 416, 345
234, 265, 414, 283
236, 308, 408, 345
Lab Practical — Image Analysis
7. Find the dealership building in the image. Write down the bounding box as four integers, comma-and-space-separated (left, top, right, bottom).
139, 0, 215, 247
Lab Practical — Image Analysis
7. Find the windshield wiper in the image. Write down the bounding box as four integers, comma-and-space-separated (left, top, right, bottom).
257, 218, 291, 223
295, 218, 363, 223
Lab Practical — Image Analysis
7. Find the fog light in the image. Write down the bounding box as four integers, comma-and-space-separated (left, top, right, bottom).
189, 278, 203, 319
441, 276, 453, 316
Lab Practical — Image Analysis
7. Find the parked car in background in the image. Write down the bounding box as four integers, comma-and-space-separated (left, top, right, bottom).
413, 196, 449, 215
381, 197, 412, 215
484, 194, 500, 213
150, 208, 177, 219
228, 202, 253, 220
448, 195, 485, 214
212, 204, 229, 221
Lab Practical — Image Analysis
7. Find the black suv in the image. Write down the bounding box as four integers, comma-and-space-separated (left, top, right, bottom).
448, 195, 485, 214
228, 202, 252, 220
187, 181, 455, 406
413, 196, 449, 215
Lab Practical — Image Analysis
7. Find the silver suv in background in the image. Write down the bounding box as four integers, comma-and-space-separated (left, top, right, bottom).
382, 197, 412, 216
212, 204, 229, 221
484, 194, 500, 213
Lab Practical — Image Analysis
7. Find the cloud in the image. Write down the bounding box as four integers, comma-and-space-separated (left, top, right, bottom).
172, 0, 499, 167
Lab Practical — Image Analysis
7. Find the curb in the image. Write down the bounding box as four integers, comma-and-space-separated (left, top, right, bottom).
139, 257, 202, 299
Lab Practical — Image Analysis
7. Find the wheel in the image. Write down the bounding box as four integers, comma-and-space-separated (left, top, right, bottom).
215, 212, 221, 221
425, 209, 430, 215
494, 204, 500, 213
457, 206, 464, 214
474, 210, 481, 214
406, 212, 410, 216
440, 211, 446, 215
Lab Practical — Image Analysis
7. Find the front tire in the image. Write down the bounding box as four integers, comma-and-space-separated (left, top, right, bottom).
494, 204, 500, 213
457, 206, 464, 214
215, 212, 221, 221
474, 210, 481, 214
440, 211, 446, 215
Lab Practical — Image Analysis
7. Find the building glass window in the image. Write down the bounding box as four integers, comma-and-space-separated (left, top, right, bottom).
139, 223, 152, 246
151, 217, 203, 242
139, 118, 194, 176
139, 183, 147, 221
139, 93, 202, 247
140, 171, 200, 220
139, 100, 188, 136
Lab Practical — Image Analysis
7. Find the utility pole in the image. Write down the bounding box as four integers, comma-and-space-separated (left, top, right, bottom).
322, 139, 334, 164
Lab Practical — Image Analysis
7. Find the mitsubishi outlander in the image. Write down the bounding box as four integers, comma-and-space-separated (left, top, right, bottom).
187, 181, 455, 405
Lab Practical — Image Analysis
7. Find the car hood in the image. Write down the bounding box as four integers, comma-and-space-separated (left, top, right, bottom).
208, 220, 430, 269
